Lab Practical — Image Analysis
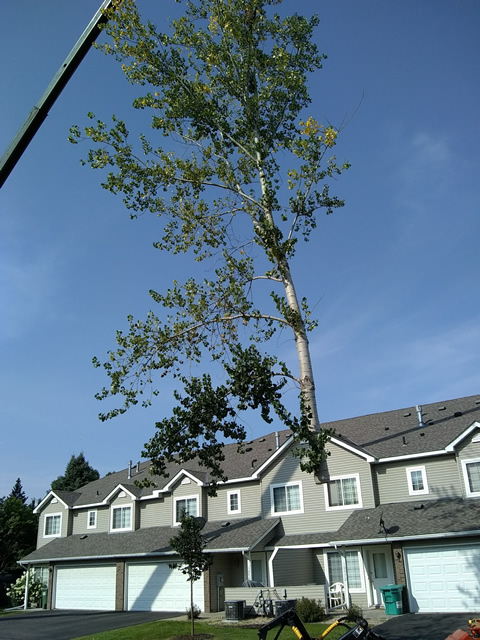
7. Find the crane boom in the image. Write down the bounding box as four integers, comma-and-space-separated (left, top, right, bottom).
0, 0, 116, 188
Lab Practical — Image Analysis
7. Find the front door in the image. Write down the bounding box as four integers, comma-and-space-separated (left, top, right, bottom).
367, 546, 395, 606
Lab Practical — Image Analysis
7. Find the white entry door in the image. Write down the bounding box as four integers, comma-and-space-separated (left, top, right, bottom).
366, 546, 395, 606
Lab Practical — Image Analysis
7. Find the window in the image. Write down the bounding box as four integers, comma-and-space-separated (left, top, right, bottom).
175, 496, 198, 524
227, 490, 241, 514
270, 482, 303, 515
111, 505, 132, 531
406, 466, 429, 495
327, 550, 364, 591
325, 474, 362, 510
462, 459, 480, 497
87, 510, 97, 529
44, 513, 61, 537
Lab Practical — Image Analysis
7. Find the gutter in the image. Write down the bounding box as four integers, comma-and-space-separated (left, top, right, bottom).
333, 528, 480, 546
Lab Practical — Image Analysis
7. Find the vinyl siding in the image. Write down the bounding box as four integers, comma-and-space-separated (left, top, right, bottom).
207, 482, 261, 521
138, 496, 170, 528
71, 506, 110, 534
374, 455, 462, 503
260, 442, 374, 535
37, 499, 69, 547
272, 548, 314, 585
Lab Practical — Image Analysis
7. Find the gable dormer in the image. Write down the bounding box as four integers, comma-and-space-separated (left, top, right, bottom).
34, 491, 77, 547
103, 484, 139, 533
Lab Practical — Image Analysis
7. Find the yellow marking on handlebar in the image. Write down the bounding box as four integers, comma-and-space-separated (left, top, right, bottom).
291, 625, 303, 639
320, 620, 339, 638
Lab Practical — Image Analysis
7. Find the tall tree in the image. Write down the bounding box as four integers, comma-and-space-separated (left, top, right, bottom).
0, 481, 37, 574
10, 478, 27, 504
51, 452, 100, 492
70, 0, 349, 491
169, 514, 211, 636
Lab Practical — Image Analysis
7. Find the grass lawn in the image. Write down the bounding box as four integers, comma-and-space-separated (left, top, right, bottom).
73, 618, 354, 640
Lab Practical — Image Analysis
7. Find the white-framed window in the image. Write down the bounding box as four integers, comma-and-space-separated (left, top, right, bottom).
325, 474, 362, 510
326, 550, 365, 592
406, 466, 429, 495
44, 513, 62, 537
174, 495, 198, 524
462, 458, 480, 497
270, 481, 303, 515
227, 490, 241, 514
111, 505, 132, 531
87, 510, 97, 529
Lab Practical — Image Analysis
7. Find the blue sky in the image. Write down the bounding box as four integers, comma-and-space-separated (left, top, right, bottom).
1, 0, 479, 502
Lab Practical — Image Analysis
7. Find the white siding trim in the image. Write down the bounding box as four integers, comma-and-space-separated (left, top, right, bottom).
406, 465, 429, 496
227, 490, 241, 514
43, 512, 62, 538
461, 458, 480, 497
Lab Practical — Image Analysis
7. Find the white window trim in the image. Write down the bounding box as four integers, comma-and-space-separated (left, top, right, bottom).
174, 495, 199, 525
87, 509, 97, 529
324, 473, 363, 511
270, 481, 304, 516
325, 549, 365, 593
227, 490, 241, 515
110, 505, 132, 532
406, 465, 429, 495
44, 512, 62, 538
461, 458, 480, 497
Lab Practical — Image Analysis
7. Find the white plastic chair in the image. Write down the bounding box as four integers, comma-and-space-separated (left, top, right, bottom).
328, 582, 346, 609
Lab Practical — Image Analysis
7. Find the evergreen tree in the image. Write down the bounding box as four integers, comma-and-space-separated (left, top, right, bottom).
0, 481, 37, 574
9, 478, 27, 504
51, 452, 100, 492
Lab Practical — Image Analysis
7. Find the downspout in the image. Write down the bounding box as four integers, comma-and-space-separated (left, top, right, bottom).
268, 547, 279, 588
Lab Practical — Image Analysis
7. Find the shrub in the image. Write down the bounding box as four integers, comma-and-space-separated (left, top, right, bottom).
295, 597, 326, 622
6, 572, 43, 608
186, 604, 201, 619
345, 603, 363, 621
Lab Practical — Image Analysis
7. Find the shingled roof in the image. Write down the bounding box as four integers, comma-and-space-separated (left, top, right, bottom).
21, 517, 280, 564
331, 498, 480, 544
326, 394, 480, 459
36, 394, 480, 509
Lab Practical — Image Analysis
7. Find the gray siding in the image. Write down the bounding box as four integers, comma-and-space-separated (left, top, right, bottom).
138, 496, 170, 528
374, 454, 461, 503
260, 443, 374, 535
36, 498, 69, 548
272, 548, 314, 585
207, 482, 261, 522
71, 506, 110, 535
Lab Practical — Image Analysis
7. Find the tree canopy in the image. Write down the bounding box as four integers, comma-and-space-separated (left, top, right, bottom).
169, 514, 211, 635
70, 0, 349, 492
51, 452, 100, 492
0, 479, 37, 574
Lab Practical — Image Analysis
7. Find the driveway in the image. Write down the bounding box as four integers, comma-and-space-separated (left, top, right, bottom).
0, 609, 180, 640
375, 613, 478, 640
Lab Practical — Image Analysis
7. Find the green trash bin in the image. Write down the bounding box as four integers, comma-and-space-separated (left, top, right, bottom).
380, 584, 404, 615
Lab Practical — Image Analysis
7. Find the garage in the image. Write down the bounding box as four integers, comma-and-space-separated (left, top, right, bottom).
126, 562, 204, 612
54, 564, 116, 610
405, 544, 480, 612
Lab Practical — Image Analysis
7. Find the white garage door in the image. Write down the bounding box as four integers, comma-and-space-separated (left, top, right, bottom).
405, 544, 480, 612
127, 562, 204, 612
54, 564, 116, 610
